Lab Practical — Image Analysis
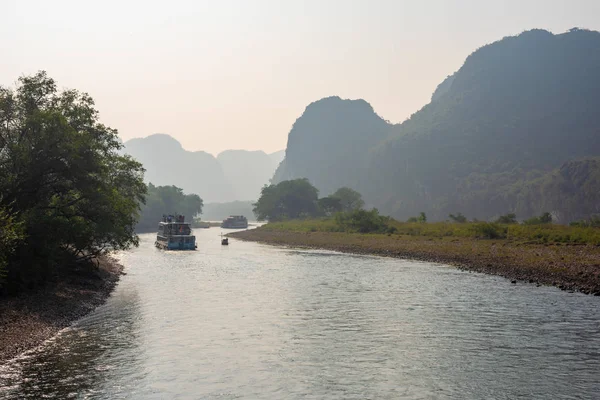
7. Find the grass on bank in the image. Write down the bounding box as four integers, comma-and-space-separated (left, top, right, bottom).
261, 216, 600, 246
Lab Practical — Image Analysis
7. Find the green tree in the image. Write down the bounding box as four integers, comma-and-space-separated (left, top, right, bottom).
318, 196, 343, 216
136, 184, 203, 232
334, 208, 392, 233
523, 212, 553, 225
570, 215, 600, 227
448, 212, 467, 223
495, 213, 518, 224
0, 206, 24, 285
0, 71, 146, 293
331, 187, 365, 212
418, 212, 427, 223
253, 178, 319, 221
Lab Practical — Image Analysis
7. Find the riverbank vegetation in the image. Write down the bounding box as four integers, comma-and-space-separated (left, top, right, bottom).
0, 72, 146, 295
260, 217, 600, 246
253, 178, 366, 221
136, 183, 203, 233
253, 179, 600, 246
241, 179, 600, 294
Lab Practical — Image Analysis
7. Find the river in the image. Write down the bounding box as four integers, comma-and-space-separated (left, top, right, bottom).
1, 228, 599, 399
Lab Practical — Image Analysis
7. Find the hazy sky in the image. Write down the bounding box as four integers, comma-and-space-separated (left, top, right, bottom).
2, 0, 599, 155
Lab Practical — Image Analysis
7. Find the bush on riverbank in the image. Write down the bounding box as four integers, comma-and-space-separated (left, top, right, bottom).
334, 209, 395, 234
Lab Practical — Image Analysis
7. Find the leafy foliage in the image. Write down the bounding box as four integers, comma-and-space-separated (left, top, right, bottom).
330, 187, 365, 212
495, 213, 518, 224
262, 218, 600, 245
570, 216, 600, 228
407, 213, 427, 223
448, 213, 467, 223
0, 207, 24, 285
0, 72, 146, 293
136, 183, 203, 232
523, 212, 553, 225
334, 208, 393, 233
469, 223, 507, 239
318, 196, 343, 216
253, 178, 319, 221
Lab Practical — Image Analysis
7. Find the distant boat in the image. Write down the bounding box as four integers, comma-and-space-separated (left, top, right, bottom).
155, 214, 197, 250
220, 233, 229, 245
194, 220, 211, 229
221, 215, 248, 229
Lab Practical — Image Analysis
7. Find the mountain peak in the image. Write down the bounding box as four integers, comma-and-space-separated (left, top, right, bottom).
303, 96, 375, 116
126, 133, 183, 151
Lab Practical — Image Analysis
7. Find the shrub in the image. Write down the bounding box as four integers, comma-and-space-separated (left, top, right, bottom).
523, 212, 552, 225
495, 213, 518, 224
334, 208, 391, 233
570, 215, 600, 228
470, 222, 507, 239
449, 213, 468, 223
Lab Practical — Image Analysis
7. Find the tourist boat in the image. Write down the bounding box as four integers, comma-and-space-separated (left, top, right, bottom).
221, 215, 248, 229
155, 214, 197, 250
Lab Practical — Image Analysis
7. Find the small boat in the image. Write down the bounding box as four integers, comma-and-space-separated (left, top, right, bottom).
155, 214, 197, 250
221, 215, 248, 229
220, 233, 229, 245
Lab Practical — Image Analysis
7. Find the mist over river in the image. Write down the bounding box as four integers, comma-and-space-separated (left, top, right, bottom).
1, 228, 599, 399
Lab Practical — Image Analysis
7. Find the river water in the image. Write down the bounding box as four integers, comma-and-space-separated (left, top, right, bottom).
1, 228, 600, 399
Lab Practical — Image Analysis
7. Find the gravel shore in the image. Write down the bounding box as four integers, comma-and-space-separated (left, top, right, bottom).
230, 229, 600, 295
0, 256, 123, 363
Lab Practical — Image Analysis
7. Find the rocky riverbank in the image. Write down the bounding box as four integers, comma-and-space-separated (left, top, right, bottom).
0, 256, 123, 363
230, 229, 600, 295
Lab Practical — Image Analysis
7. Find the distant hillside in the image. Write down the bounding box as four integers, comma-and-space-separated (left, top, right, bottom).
369, 28, 600, 221
124, 134, 234, 203
274, 29, 600, 222
217, 150, 279, 201
272, 96, 391, 197
123, 135, 282, 203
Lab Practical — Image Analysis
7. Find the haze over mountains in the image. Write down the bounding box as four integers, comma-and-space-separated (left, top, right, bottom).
124, 28, 600, 223
123, 134, 283, 203
274, 28, 600, 223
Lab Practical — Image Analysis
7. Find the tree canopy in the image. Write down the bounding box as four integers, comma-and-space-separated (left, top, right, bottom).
253, 179, 370, 221
253, 178, 319, 221
0, 71, 146, 294
331, 187, 365, 212
136, 183, 203, 232
318, 196, 343, 216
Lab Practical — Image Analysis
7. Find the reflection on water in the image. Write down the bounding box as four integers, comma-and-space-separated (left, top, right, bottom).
1, 230, 600, 399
